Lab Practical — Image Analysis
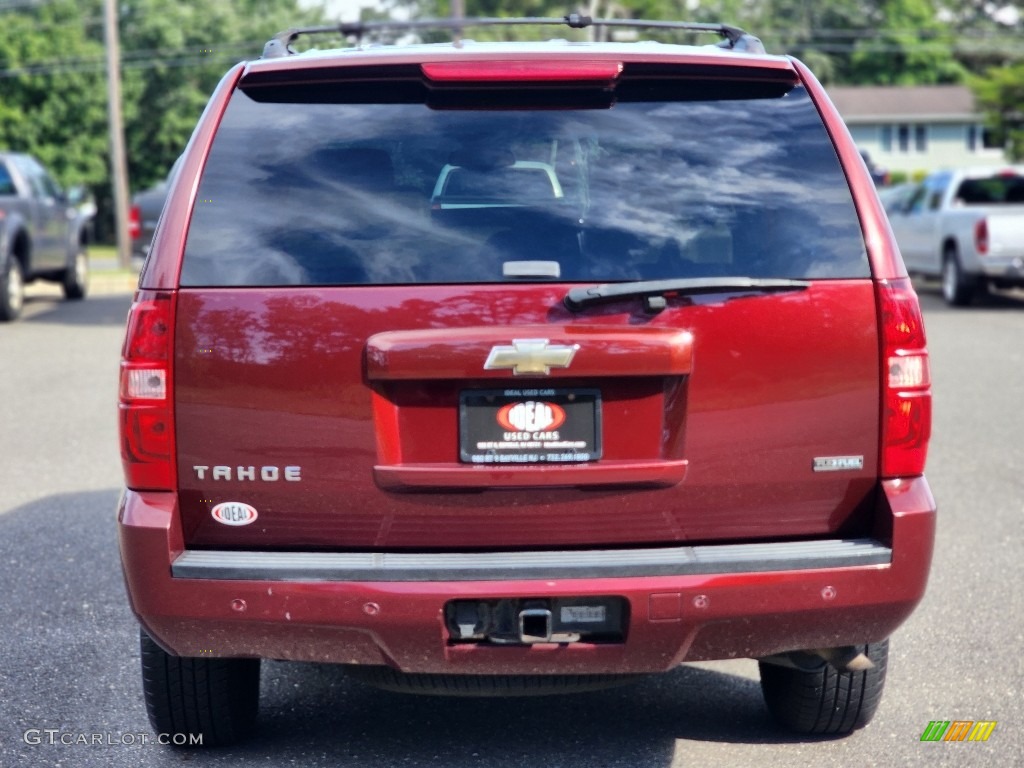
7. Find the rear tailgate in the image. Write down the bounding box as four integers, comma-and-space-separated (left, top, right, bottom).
174, 281, 879, 550
169, 53, 880, 552
987, 209, 1024, 259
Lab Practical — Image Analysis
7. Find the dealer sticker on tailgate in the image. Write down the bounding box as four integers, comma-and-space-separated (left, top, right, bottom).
460, 388, 601, 464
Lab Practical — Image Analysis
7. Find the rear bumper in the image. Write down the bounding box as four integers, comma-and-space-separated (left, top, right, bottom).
977, 255, 1024, 282
118, 478, 935, 674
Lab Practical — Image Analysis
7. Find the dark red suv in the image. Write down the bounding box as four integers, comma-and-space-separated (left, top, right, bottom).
117, 16, 934, 746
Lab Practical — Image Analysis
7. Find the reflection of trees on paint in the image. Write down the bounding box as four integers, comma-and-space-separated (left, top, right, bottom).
176, 288, 575, 415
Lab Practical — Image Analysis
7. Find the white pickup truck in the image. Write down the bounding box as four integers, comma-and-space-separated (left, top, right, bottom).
886, 166, 1024, 305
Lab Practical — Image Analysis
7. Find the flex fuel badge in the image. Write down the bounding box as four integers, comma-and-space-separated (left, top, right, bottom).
211, 502, 258, 526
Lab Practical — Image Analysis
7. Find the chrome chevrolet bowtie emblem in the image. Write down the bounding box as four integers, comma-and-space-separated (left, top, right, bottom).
484, 339, 579, 376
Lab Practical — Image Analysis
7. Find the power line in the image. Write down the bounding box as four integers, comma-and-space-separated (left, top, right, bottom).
0, 43, 263, 78
0, 0, 61, 10
0, 27, 1021, 80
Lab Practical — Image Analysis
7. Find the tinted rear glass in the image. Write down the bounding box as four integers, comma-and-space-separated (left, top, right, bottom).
181, 78, 869, 286
954, 174, 1024, 205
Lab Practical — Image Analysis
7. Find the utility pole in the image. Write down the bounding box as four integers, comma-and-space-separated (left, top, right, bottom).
103, 0, 131, 269
451, 0, 464, 44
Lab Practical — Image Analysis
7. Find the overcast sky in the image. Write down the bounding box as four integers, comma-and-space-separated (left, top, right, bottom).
302, 0, 378, 21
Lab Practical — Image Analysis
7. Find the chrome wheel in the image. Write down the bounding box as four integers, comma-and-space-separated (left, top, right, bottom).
75, 251, 88, 287
941, 255, 958, 303
941, 248, 975, 307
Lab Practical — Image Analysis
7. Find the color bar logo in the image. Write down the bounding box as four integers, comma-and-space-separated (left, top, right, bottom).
920, 720, 997, 742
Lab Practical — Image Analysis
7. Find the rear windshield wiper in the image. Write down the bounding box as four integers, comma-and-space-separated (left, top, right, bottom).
564, 277, 810, 312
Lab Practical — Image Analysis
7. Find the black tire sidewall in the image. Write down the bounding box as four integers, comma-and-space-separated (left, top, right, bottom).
0, 256, 24, 321
758, 639, 890, 735
941, 247, 975, 306
139, 629, 260, 747
62, 247, 88, 300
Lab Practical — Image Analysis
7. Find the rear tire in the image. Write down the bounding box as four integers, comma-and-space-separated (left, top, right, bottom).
139, 629, 260, 747
941, 246, 977, 306
758, 640, 889, 735
0, 257, 24, 322
61, 247, 88, 300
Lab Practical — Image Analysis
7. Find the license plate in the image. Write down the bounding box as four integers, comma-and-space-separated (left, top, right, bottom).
459, 388, 601, 464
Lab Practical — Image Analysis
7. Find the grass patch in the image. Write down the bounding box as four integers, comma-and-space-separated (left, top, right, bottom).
88, 244, 138, 277
90, 244, 119, 260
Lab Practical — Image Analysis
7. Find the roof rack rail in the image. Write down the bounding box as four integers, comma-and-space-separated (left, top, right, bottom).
262, 14, 765, 59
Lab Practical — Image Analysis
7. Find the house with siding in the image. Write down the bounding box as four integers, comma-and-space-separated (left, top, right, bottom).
827, 85, 1009, 178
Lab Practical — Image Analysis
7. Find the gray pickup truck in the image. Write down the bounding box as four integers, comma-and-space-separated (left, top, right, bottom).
0, 152, 91, 321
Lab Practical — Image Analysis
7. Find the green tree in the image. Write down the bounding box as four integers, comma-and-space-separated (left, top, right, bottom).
379, 0, 973, 84
0, 0, 328, 239
846, 0, 967, 84
970, 61, 1024, 161
936, 1, 1022, 67
0, 1, 109, 190
115, 0, 327, 191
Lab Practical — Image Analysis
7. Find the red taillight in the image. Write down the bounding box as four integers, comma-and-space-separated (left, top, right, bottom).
422, 60, 623, 82
128, 204, 141, 241
974, 218, 989, 256
119, 293, 175, 490
877, 279, 931, 478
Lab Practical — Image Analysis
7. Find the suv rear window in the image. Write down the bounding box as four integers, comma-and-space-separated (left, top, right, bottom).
181, 77, 869, 286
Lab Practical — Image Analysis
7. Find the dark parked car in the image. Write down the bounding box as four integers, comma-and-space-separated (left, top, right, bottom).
129, 157, 180, 266
117, 15, 934, 747
0, 152, 91, 320
860, 149, 890, 187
